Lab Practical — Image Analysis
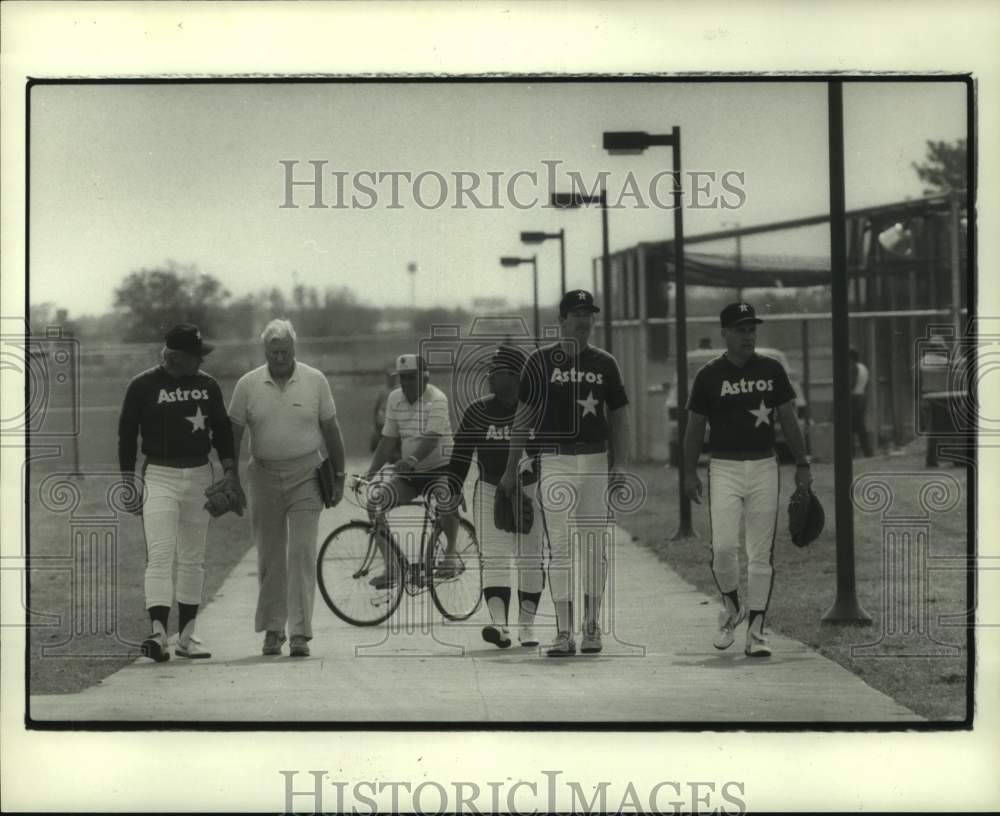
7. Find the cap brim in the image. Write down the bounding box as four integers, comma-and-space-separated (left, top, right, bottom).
724, 317, 763, 327
200, 342, 215, 355
563, 305, 601, 314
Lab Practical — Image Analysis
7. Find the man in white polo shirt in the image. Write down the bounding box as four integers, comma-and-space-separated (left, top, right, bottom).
363, 353, 460, 588
229, 319, 346, 658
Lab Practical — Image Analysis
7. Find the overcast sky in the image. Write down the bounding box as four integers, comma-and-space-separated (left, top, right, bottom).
29, 80, 966, 317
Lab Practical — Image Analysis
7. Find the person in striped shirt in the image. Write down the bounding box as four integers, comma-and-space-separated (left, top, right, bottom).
362, 353, 460, 588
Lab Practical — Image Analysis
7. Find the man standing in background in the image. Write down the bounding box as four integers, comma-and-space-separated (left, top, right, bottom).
229, 318, 346, 658
849, 347, 874, 458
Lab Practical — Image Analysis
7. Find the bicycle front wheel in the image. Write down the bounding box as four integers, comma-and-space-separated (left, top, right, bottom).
317, 521, 404, 626
427, 518, 483, 621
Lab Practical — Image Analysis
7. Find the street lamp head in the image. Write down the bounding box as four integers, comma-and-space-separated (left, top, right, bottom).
603, 130, 675, 155
551, 191, 603, 208
499, 257, 523, 268
520, 231, 548, 244
603, 131, 651, 155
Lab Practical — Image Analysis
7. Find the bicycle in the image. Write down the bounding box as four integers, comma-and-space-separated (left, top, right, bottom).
316, 473, 483, 626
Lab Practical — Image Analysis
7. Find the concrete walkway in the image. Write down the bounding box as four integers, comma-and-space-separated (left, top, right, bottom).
31, 460, 919, 724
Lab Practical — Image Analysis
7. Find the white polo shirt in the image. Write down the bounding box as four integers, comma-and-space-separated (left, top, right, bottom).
228, 362, 337, 461
382, 384, 452, 471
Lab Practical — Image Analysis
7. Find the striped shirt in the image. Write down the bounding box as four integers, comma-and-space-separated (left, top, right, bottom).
382, 384, 453, 471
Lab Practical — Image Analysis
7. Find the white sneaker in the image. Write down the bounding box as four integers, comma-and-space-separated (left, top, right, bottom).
545, 631, 576, 657
481, 624, 512, 649
175, 636, 212, 659
744, 630, 772, 657
518, 624, 539, 647
713, 606, 747, 650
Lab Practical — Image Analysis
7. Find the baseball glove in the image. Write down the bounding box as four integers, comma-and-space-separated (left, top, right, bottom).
204, 474, 247, 518
493, 484, 534, 535
788, 486, 825, 547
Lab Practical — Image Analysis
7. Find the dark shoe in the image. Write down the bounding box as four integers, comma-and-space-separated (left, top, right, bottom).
580, 625, 603, 654
481, 624, 512, 649
141, 632, 170, 663
369, 571, 399, 589
262, 630, 286, 656
289, 636, 310, 658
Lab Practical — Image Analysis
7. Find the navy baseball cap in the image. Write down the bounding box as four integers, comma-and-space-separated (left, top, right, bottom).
165, 323, 214, 355
559, 289, 601, 318
720, 302, 764, 328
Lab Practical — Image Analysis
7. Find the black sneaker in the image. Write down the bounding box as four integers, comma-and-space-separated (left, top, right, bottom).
141, 632, 170, 663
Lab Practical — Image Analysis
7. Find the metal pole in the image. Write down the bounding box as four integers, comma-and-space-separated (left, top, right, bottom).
601, 186, 612, 353
670, 126, 694, 539
559, 227, 567, 298
801, 319, 811, 456
949, 192, 962, 333
735, 231, 743, 301
822, 81, 872, 625
532, 256, 540, 340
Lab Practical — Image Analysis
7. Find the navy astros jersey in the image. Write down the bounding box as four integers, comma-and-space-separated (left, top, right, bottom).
518, 343, 629, 447
686, 353, 796, 453
118, 366, 235, 472
449, 395, 537, 487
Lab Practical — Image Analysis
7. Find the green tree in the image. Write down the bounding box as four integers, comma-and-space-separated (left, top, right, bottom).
113, 260, 230, 342
912, 139, 967, 194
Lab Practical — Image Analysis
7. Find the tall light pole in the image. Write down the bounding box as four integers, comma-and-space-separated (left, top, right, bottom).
604, 128, 694, 539
821, 81, 871, 625
721, 221, 743, 300
500, 255, 539, 339
520, 229, 565, 302
551, 189, 612, 352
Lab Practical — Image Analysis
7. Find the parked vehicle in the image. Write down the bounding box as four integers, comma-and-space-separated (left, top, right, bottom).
663, 348, 808, 466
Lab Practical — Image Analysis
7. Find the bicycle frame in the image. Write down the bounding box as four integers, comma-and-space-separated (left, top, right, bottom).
364, 483, 444, 596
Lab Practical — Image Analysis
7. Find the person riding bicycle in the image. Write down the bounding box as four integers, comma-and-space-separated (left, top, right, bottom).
448, 344, 544, 649
362, 353, 461, 589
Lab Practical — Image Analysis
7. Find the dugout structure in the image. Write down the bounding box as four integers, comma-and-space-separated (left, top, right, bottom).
595, 192, 969, 461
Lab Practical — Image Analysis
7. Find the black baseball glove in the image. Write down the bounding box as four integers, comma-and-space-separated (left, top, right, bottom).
204, 473, 247, 518
493, 484, 534, 535
788, 486, 825, 547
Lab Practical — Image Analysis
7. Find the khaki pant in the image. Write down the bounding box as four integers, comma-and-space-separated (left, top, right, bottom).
248, 453, 323, 639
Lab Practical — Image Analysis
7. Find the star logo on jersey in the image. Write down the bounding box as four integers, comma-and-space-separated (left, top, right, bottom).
747, 399, 771, 428
185, 406, 207, 432
577, 390, 599, 417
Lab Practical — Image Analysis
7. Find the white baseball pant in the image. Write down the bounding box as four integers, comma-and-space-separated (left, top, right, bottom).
473, 481, 544, 594
708, 456, 780, 611
142, 463, 214, 608
537, 452, 610, 604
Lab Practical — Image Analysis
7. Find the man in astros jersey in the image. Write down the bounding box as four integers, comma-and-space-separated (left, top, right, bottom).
683, 302, 813, 657
501, 290, 632, 657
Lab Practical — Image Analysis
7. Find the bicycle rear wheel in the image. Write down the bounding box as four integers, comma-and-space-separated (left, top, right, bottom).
427, 518, 483, 621
317, 521, 404, 626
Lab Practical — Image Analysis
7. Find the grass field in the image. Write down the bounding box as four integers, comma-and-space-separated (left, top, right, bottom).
27, 464, 253, 694
625, 450, 971, 721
